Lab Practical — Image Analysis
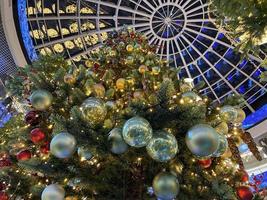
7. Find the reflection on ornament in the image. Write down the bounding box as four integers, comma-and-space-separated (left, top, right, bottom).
212, 134, 228, 157
50, 132, 76, 159
153, 172, 179, 200
180, 83, 192, 93
234, 109, 246, 125
125, 56, 134, 65
41, 184, 65, 200
146, 130, 178, 162
215, 122, 229, 135
220, 105, 238, 122
108, 128, 128, 154
152, 66, 161, 75
182, 91, 202, 103
186, 124, 219, 158
30, 90, 53, 111
93, 84, 105, 98
80, 97, 107, 125
78, 147, 93, 161
139, 65, 148, 74
126, 44, 134, 52
116, 78, 126, 90
169, 160, 184, 176
122, 116, 153, 147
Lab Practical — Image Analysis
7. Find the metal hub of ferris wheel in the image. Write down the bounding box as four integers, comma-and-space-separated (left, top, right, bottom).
16, 0, 267, 112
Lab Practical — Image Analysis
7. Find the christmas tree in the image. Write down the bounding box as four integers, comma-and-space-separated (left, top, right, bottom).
0, 29, 262, 200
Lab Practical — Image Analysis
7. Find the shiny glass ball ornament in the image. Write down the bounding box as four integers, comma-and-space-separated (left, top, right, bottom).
50, 132, 76, 159
125, 56, 134, 65
78, 147, 93, 161
122, 116, 153, 147
64, 74, 76, 84
41, 184, 65, 200
234, 108, 246, 125
181, 91, 202, 103
152, 66, 161, 75
186, 124, 220, 158
105, 101, 116, 110
139, 65, 148, 74
93, 84, 105, 98
220, 105, 238, 122
126, 44, 134, 52
215, 122, 229, 135
169, 160, 184, 176
116, 78, 126, 90
108, 128, 129, 154
80, 97, 107, 125
198, 158, 212, 168
85, 60, 94, 68
153, 172, 179, 200
146, 130, 178, 162
180, 83, 192, 93
212, 134, 228, 157
30, 90, 53, 110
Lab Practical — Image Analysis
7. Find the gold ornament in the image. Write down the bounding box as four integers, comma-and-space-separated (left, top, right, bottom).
152, 66, 161, 75
139, 65, 148, 74
215, 122, 229, 135
126, 44, 134, 52
85, 60, 94, 68
126, 77, 135, 86
103, 119, 114, 129
133, 90, 144, 99
125, 56, 134, 65
64, 74, 76, 84
93, 83, 105, 98
116, 78, 126, 90
234, 109, 246, 125
233, 135, 243, 146
169, 160, 184, 176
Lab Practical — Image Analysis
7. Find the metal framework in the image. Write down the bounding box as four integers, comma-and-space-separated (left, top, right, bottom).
18, 0, 267, 112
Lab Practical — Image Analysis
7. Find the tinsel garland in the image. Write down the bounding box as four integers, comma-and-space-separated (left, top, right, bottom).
241, 132, 262, 161
227, 137, 244, 170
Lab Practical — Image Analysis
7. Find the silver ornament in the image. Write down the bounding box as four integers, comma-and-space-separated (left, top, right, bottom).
41, 184, 65, 200
78, 147, 93, 161
153, 172, 179, 200
186, 124, 219, 158
181, 91, 202, 102
50, 132, 76, 159
146, 130, 178, 162
30, 90, 53, 110
220, 105, 238, 122
212, 134, 228, 157
80, 97, 107, 126
108, 128, 128, 154
122, 116, 153, 147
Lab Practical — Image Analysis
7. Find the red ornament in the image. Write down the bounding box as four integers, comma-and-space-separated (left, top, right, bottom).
30, 128, 45, 143
0, 153, 11, 168
198, 158, 212, 168
16, 150, 31, 161
40, 141, 50, 154
93, 63, 100, 71
0, 192, 8, 200
0, 182, 6, 191
25, 110, 40, 126
240, 170, 249, 182
236, 186, 253, 200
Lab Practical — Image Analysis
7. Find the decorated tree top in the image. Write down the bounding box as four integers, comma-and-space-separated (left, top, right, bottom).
0, 28, 262, 200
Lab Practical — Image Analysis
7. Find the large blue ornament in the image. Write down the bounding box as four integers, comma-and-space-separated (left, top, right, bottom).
212, 134, 228, 157
108, 128, 129, 154
122, 116, 153, 147
146, 130, 178, 162
50, 132, 76, 159
186, 124, 219, 158
41, 184, 65, 200
30, 89, 53, 110
153, 172, 179, 200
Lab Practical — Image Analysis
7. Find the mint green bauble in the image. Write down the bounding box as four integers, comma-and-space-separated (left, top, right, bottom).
30, 89, 53, 110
